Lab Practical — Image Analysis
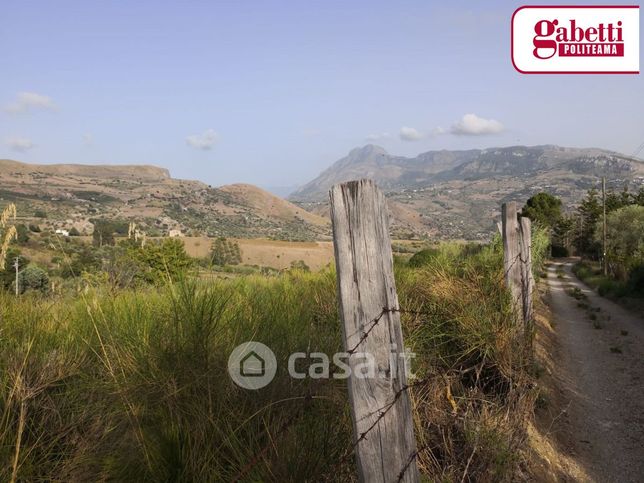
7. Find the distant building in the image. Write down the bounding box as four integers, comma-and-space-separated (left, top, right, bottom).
55, 229, 70, 237
168, 229, 184, 238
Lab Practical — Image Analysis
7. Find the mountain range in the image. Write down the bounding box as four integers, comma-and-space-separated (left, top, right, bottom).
290, 144, 644, 239
2, 144, 643, 242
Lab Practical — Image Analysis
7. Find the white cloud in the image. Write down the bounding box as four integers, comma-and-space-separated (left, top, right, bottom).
6, 137, 36, 152
399, 126, 424, 141
450, 114, 504, 136
4, 92, 57, 114
186, 129, 219, 150
365, 132, 391, 141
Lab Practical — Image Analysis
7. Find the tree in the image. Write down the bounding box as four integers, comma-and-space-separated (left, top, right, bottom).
575, 188, 602, 258
61, 245, 102, 278
127, 238, 193, 284
521, 193, 570, 256
552, 216, 574, 257
210, 238, 242, 266
92, 219, 115, 246
521, 192, 562, 229
16, 265, 50, 294
634, 187, 644, 206
605, 186, 634, 213
16, 224, 30, 244
595, 205, 644, 280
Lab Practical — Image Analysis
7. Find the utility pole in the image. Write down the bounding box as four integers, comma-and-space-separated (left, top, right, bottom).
602, 177, 607, 276
578, 213, 583, 256
13, 256, 20, 296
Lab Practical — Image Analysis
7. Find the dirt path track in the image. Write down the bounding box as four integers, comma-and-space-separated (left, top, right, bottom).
545, 260, 644, 482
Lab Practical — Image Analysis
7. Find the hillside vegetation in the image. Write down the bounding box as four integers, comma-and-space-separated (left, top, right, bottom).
4, 144, 644, 242
521, 186, 644, 311
0, 159, 329, 242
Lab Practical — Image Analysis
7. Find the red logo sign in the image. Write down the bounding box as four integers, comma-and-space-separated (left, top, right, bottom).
512, 6, 639, 74
533, 19, 624, 59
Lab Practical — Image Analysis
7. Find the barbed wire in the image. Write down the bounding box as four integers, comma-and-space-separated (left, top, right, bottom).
396, 444, 429, 482
231, 251, 532, 482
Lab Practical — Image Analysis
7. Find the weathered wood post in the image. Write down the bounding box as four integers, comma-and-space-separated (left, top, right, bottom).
502, 202, 522, 320
519, 217, 534, 325
330, 179, 419, 483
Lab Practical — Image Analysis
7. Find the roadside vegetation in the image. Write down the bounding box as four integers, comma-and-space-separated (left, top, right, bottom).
521, 186, 644, 311
0, 206, 549, 481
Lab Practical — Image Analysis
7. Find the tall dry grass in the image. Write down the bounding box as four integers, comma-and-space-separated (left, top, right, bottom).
0, 232, 548, 481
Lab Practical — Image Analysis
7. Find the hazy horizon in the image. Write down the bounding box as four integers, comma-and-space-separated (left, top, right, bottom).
4, 141, 641, 195
2, 0, 643, 188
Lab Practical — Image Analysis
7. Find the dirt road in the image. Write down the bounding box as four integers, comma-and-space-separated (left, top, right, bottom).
545, 260, 644, 482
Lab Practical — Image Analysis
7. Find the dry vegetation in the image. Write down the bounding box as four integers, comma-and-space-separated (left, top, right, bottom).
0, 233, 549, 481
0, 159, 330, 242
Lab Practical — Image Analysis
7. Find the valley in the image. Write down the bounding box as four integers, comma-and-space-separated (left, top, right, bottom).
2, 143, 643, 244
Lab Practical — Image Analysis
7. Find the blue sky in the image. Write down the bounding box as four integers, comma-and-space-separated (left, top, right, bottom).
1, 0, 642, 189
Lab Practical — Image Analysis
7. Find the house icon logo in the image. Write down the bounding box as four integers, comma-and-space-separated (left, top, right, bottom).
240, 350, 265, 377
228, 342, 276, 389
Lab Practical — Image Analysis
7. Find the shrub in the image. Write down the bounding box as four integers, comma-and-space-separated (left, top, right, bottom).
572, 261, 594, 280
597, 279, 627, 298
408, 248, 441, 267
289, 259, 310, 272
17, 265, 50, 294
60, 245, 102, 278
15, 224, 30, 244
626, 264, 644, 296
596, 205, 644, 280
127, 238, 194, 284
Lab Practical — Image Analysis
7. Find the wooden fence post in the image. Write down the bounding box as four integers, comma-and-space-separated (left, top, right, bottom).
502, 202, 522, 319
330, 179, 419, 483
519, 217, 534, 326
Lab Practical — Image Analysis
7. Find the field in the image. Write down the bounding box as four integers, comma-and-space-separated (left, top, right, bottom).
182, 237, 335, 271
36, 235, 426, 272
0, 236, 548, 482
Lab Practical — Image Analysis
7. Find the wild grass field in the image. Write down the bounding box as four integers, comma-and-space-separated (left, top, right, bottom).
0, 234, 548, 482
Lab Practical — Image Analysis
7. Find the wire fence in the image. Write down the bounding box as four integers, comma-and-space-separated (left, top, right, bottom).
229, 303, 444, 482
230, 252, 532, 482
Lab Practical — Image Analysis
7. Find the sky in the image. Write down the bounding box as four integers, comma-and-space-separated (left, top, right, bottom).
1, 0, 643, 190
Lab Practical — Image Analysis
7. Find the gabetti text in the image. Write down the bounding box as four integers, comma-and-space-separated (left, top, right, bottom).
533, 19, 624, 59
